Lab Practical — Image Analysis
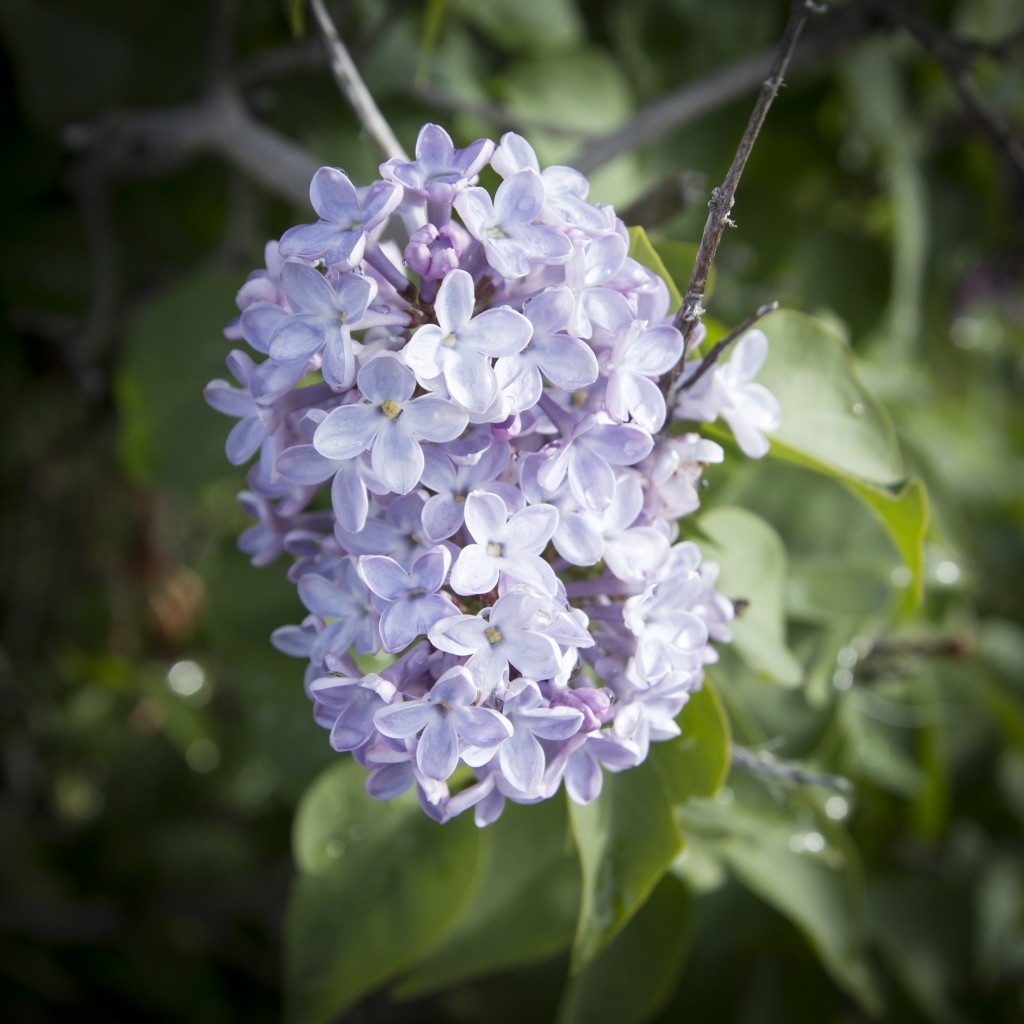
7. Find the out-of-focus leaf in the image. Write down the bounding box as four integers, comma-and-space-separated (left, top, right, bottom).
415, 0, 447, 83
393, 796, 579, 998
650, 238, 716, 312
680, 776, 883, 1016
628, 227, 683, 309
118, 270, 243, 490
284, 0, 305, 37
557, 873, 691, 1024
286, 760, 484, 1024
452, 0, 583, 51
568, 759, 683, 969
501, 47, 631, 165
697, 507, 803, 685
0, 0, 132, 127
867, 873, 968, 1023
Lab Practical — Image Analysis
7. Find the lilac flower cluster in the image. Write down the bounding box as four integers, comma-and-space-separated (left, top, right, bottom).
206, 124, 780, 825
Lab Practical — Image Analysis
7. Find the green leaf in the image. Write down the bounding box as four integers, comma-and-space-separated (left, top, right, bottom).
627, 226, 682, 309
696, 507, 803, 686
556, 873, 691, 1024
284, 0, 306, 37
117, 270, 243, 490
650, 680, 732, 804
415, 0, 447, 84
286, 760, 484, 1024
393, 796, 579, 999
757, 309, 903, 485
679, 777, 883, 1016
712, 308, 929, 606
568, 757, 683, 969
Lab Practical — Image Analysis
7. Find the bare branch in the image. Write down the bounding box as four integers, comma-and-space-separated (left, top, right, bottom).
308, 0, 408, 163
675, 301, 779, 396
669, 0, 823, 369
731, 745, 853, 792
861, 0, 1024, 175
571, 4, 862, 177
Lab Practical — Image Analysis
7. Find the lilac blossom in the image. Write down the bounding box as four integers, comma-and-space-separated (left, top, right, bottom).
455, 170, 573, 279
279, 167, 402, 267
206, 121, 782, 823
676, 329, 781, 458
313, 353, 468, 494
373, 666, 512, 781
358, 547, 459, 652
498, 679, 584, 793
449, 491, 558, 596
402, 268, 532, 415
380, 123, 494, 205
429, 592, 565, 695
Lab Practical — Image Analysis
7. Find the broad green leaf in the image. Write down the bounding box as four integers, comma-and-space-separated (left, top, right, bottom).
786, 555, 896, 625
650, 680, 731, 805
627, 227, 682, 309
568, 757, 683, 969
696, 507, 803, 686
557, 873, 691, 1024
707, 309, 929, 606
679, 776, 883, 1016
757, 309, 903, 484
286, 760, 484, 1024
393, 796, 579, 999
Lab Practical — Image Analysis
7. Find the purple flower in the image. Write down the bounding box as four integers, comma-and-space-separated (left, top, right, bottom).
418, 439, 519, 542
676, 329, 780, 458
602, 319, 684, 432
358, 547, 460, 652
279, 167, 403, 267
449, 491, 559, 596
531, 408, 654, 512
429, 591, 564, 693
498, 679, 584, 794
401, 269, 532, 415
380, 123, 494, 204
455, 170, 572, 279
312, 353, 468, 494
297, 557, 381, 663
494, 287, 599, 413
309, 672, 396, 752
268, 262, 375, 388
373, 666, 512, 781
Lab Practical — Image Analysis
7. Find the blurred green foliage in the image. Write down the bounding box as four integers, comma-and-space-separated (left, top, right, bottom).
1, 0, 1022, 1021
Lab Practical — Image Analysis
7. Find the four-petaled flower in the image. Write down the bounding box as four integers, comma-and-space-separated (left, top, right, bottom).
313, 353, 468, 494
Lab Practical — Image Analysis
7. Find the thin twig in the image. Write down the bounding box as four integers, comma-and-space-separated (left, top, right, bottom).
861, 0, 1024, 175
308, 0, 408, 163
731, 745, 853, 792
665, 0, 824, 387
571, 4, 861, 177
676, 301, 779, 394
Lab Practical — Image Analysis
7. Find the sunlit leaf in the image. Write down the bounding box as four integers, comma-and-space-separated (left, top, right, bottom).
696, 507, 803, 685
287, 760, 484, 1023
705, 309, 929, 606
